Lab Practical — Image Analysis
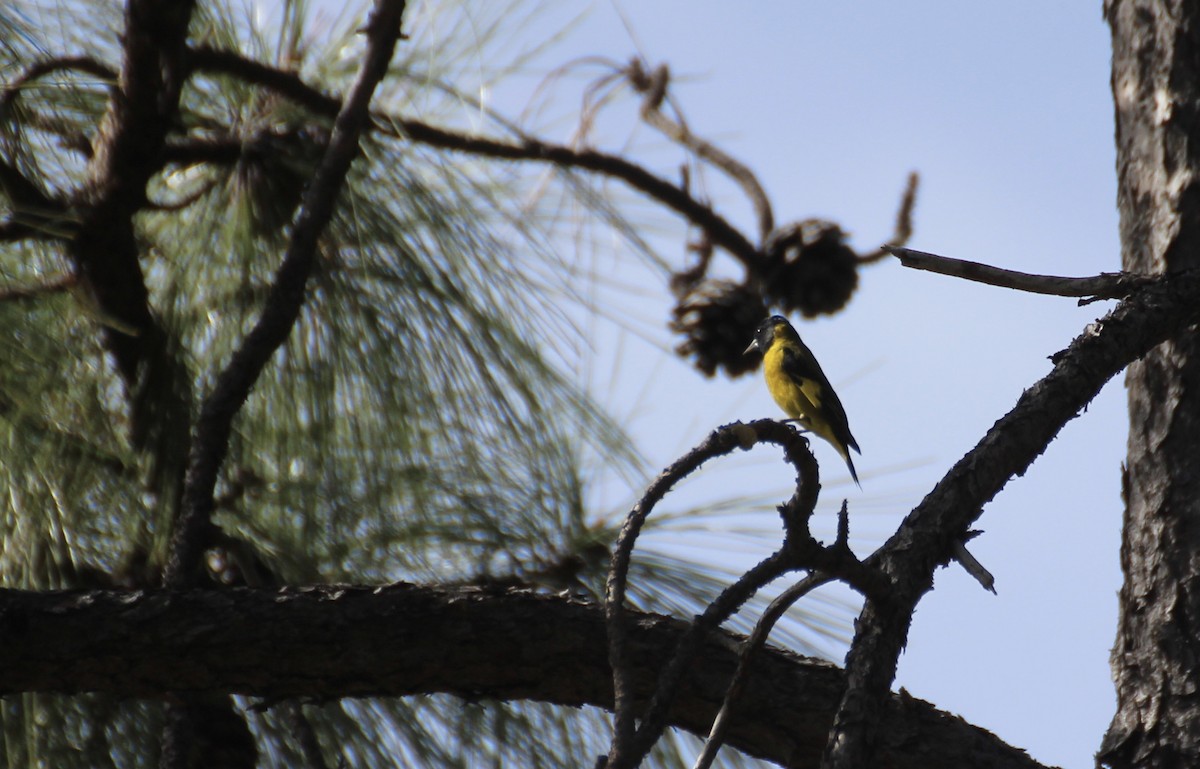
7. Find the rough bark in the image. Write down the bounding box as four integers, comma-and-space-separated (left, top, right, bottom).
1102, 2, 1200, 767
0, 584, 1049, 769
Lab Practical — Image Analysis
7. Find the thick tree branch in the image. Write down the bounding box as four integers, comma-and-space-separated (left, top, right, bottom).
0, 584, 1050, 769
821, 269, 1200, 767
166, 0, 408, 588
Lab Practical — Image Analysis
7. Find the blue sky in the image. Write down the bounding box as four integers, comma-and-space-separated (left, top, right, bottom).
472, 3, 1122, 768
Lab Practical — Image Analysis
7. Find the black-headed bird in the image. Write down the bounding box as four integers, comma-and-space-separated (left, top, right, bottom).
745, 315, 861, 486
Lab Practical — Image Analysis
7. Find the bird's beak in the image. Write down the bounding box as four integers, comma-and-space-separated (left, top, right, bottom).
743, 340, 759, 355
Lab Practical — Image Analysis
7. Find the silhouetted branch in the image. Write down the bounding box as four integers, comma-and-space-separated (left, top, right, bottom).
616, 550, 793, 768
189, 45, 342, 117
604, 420, 800, 764
888, 246, 1151, 299
604, 420, 816, 767
858, 173, 919, 263
398, 118, 766, 271
626, 58, 775, 244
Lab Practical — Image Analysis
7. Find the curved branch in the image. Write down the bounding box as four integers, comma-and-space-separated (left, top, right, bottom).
858, 172, 919, 264
0, 584, 1052, 769
395, 118, 764, 270
189, 45, 341, 117
0, 55, 116, 111
605, 420, 817, 761
605, 420, 889, 769
625, 59, 775, 244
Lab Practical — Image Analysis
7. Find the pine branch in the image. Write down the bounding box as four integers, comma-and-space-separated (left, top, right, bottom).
0, 584, 1051, 769
61, 0, 197, 493
166, 0, 409, 588
184, 45, 765, 273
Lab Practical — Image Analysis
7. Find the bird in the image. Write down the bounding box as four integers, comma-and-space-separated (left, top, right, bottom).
745, 315, 861, 486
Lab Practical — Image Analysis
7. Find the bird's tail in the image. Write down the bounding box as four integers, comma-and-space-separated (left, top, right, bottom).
841, 448, 861, 488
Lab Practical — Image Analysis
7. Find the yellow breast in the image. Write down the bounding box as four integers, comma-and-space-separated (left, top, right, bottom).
763, 344, 819, 423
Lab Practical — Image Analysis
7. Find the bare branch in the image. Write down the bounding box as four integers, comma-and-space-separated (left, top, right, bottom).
888, 245, 1151, 299
626, 59, 775, 245
618, 550, 794, 768
604, 420, 795, 762
395, 118, 765, 271
165, 0, 409, 588
858, 173, 919, 264
951, 539, 996, 594
189, 45, 342, 118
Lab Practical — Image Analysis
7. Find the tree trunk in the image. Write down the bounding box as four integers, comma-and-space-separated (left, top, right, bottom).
1102, 2, 1200, 767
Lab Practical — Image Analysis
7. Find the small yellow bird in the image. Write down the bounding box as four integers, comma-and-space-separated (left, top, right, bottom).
745, 315, 861, 485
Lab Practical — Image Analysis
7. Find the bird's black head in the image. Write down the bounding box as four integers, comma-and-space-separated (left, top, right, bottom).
745, 315, 792, 354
